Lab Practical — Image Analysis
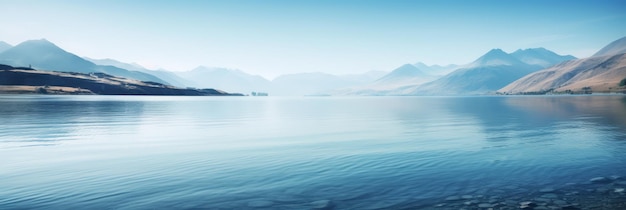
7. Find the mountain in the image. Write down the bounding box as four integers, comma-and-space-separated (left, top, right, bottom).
86, 57, 192, 87
84, 57, 146, 72
0, 39, 94, 72
593, 36, 626, 57
0, 39, 169, 84
333, 64, 437, 95
176, 66, 271, 94
470, 48, 529, 67
0, 64, 241, 96
401, 48, 557, 95
375, 64, 429, 83
413, 62, 459, 76
511, 48, 576, 68
500, 36, 626, 94
499, 53, 626, 94
0, 41, 12, 53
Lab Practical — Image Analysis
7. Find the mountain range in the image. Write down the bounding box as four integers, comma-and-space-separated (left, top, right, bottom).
331, 63, 438, 95
0, 64, 240, 96
347, 47, 576, 95
176, 66, 272, 95
0, 39, 170, 85
84, 57, 192, 88
0, 39, 387, 95
1, 36, 624, 96
413, 62, 459, 76
397, 48, 576, 95
499, 36, 626, 94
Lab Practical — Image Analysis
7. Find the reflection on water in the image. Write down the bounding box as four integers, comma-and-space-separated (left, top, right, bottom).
0, 95, 145, 148
1, 95, 625, 209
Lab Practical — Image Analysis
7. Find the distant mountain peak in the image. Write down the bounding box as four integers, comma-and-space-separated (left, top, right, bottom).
396, 63, 420, 71
389, 64, 426, 76
513, 47, 548, 54
512, 47, 563, 56
12, 39, 67, 54
486, 48, 507, 55
373, 63, 431, 85
471, 48, 523, 67
0, 38, 88, 71
21, 38, 56, 46
511, 47, 576, 68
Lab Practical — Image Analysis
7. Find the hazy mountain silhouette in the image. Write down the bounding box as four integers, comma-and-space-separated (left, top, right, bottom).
332, 64, 437, 95
375, 64, 429, 82
86, 57, 192, 87
469, 49, 528, 67
500, 36, 626, 94
511, 48, 576, 68
84, 57, 146, 72
0, 41, 12, 53
401, 48, 572, 95
176, 66, 271, 94
413, 62, 459, 76
0, 39, 169, 84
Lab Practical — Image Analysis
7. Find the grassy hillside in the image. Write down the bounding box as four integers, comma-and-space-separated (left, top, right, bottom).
0, 65, 242, 96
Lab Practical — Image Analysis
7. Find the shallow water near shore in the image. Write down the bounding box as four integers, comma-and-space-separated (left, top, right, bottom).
1, 95, 626, 209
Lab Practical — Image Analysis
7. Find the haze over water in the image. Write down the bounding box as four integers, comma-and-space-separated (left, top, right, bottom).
1, 95, 626, 209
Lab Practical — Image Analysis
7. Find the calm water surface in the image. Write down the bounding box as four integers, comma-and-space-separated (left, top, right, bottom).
1, 95, 625, 209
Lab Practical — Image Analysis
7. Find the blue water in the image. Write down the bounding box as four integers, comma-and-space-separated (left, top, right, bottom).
1, 95, 625, 209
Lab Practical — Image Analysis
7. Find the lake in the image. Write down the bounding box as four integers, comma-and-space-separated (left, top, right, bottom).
1, 95, 626, 209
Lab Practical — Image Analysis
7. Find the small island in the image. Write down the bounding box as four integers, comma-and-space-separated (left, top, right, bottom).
0, 64, 243, 96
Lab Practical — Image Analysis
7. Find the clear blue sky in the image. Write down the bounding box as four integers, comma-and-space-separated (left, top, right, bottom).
1, 0, 624, 79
